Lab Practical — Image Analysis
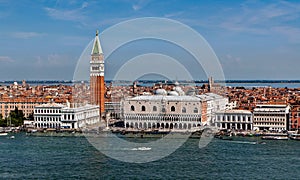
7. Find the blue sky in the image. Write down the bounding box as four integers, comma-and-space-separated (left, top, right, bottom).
0, 0, 300, 80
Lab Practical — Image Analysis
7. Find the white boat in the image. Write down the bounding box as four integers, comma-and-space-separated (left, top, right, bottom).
0, 132, 8, 136
131, 147, 151, 151
290, 134, 300, 141
261, 136, 289, 140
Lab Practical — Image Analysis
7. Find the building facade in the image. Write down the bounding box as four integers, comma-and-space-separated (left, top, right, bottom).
121, 84, 229, 130
90, 30, 105, 114
34, 103, 99, 129
215, 110, 253, 130
290, 105, 300, 130
34, 103, 64, 129
196, 93, 229, 125
0, 98, 49, 118
253, 104, 290, 131
122, 95, 202, 130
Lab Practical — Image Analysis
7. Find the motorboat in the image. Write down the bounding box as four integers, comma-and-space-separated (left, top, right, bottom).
0, 132, 8, 136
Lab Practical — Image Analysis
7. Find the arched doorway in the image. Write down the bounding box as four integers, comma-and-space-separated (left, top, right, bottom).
165, 123, 169, 129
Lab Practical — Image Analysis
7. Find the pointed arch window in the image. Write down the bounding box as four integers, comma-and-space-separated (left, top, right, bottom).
131, 105, 135, 111
194, 107, 198, 113
182, 107, 186, 113
141, 106, 146, 111
171, 106, 175, 112
153, 106, 157, 112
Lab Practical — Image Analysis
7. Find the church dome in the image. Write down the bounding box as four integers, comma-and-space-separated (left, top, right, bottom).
168, 91, 179, 96
155, 89, 167, 95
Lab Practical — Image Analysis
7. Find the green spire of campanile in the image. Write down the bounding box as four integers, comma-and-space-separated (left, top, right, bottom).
91, 29, 103, 55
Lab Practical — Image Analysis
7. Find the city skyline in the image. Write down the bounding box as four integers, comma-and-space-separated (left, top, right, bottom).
0, 0, 300, 80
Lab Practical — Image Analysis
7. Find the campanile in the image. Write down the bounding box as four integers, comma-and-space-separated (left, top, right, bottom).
90, 30, 105, 114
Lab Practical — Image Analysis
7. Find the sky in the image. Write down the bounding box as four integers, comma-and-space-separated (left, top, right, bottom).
0, 0, 300, 80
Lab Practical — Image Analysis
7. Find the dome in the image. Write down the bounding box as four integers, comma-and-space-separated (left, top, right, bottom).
168, 91, 179, 96
173, 86, 185, 96
174, 81, 180, 86
155, 89, 167, 95
173, 86, 182, 92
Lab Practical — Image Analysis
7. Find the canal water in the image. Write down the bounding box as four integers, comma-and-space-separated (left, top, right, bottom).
0, 133, 299, 179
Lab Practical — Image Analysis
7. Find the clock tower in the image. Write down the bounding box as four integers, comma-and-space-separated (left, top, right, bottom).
90, 30, 105, 114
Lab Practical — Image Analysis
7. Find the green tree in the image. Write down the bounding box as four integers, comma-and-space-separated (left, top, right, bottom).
6, 107, 25, 127
0, 114, 7, 127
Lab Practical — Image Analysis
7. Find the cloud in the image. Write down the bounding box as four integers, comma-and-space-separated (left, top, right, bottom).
164, 11, 184, 18
194, 1, 299, 44
11, 32, 46, 39
44, 2, 88, 22
132, 0, 150, 11
47, 54, 67, 66
44, 7, 85, 22
0, 56, 14, 63
223, 54, 241, 65
272, 26, 300, 43
34, 54, 71, 67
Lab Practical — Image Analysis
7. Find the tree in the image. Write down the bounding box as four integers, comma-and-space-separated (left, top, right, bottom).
0, 114, 7, 127
6, 107, 25, 127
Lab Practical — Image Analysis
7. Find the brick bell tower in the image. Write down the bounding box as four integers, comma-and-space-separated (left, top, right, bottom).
90, 30, 105, 114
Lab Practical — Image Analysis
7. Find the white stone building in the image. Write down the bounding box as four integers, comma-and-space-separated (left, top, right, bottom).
196, 93, 229, 125
34, 103, 100, 129
122, 95, 202, 130
215, 110, 253, 130
121, 84, 229, 130
253, 104, 290, 131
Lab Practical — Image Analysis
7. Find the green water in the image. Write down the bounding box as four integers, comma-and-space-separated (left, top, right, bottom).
0, 133, 299, 179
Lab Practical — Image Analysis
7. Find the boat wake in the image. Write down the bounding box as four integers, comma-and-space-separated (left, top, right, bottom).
227, 141, 257, 145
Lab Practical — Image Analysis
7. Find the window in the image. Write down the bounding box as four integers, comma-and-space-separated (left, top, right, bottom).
194, 107, 198, 113
182, 107, 186, 113
171, 106, 175, 112
153, 106, 157, 111
162, 107, 166, 112
92, 66, 99, 70
141, 106, 146, 111
131, 105, 135, 111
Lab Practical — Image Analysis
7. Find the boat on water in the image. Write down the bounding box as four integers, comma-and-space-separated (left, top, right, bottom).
290, 134, 300, 141
261, 136, 289, 140
214, 135, 233, 141
258, 141, 266, 144
131, 147, 151, 151
214, 132, 233, 141
0, 132, 8, 136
